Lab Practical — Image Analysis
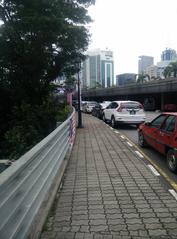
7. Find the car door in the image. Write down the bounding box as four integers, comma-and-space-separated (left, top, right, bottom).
155, 115, 176, 154
104, 102, 114, 121
109, 102, 119, 120
143, 114, 167, 148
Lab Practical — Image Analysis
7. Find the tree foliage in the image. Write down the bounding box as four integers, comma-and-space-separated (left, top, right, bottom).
0, 0, 95, 159
163, 61, 177, 78
136, 73, 150, 83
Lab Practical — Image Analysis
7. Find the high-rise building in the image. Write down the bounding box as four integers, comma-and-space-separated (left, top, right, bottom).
138, 55, 154, 74
156, 48, 177, 78
161, 48, 177, 61
145, 65, 158, 79
81, 49, 114, 89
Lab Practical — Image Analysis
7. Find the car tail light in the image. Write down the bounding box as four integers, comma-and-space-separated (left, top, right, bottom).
117, 106, 122, 112
139, 103, 144, 110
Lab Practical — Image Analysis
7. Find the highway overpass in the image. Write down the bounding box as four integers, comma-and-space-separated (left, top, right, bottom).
81, 77, 177, 110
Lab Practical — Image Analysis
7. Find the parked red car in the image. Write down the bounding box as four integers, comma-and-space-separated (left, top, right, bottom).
138, 112, 177, 173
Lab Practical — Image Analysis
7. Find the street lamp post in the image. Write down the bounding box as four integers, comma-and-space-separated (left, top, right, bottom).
77, 63, 82, 128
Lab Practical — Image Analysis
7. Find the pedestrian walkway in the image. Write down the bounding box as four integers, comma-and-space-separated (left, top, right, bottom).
41, 114, 177, 239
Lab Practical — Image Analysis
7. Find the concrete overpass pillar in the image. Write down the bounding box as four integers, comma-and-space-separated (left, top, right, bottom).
161, 93, 164, 111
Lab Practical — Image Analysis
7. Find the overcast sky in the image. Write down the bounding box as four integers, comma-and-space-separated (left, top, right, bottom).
88, 0, 177, 75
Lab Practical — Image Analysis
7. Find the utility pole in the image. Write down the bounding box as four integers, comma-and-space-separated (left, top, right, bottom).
77, 63, 82, 128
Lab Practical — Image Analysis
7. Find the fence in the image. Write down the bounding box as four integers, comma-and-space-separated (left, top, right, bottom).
0, 108, 76, 239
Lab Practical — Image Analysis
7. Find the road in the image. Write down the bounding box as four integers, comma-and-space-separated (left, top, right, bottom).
116, 111, 177, 190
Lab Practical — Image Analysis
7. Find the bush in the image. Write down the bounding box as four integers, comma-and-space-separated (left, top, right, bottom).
3, 97, 71, 160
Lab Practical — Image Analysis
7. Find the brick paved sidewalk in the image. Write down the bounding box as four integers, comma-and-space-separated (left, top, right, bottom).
41, 114, 177, 239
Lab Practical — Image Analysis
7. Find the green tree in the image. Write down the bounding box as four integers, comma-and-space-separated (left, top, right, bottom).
0, 0, 95, 104
136, 73, 150, 83
0, 0, 95, 158
163, 61, 177, 78
95, 81, 102, 88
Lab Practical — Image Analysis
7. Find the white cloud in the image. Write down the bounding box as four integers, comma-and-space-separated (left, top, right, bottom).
88, 0, 177, 75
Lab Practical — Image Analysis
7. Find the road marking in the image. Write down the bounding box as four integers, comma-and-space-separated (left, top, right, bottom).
121, 135, 125, 139
119, 134, 177, 191
114, 131, 119, 134
148, 165, 160, 176
169, 189, 177, 201
135, 150, 144, 158
127, 142, 133, 147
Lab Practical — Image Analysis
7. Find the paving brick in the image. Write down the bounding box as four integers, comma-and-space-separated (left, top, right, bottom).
89, 219, 107, 226
139, 212, 156, 218
56, 232, 75, 239
106, 214, 123, 219
127, 224, 145, 231
75, 232, 85, 239
109, 225, 127, 231
89, 209, 105, 214
93, 234, 104, 239
167, 228, 177, 235
89, 214, 106, 219
148, 229, 168, 236
107, 219, 125, 225
80, 226, 90, 232
121, 208, 137, 214
71, 226, 80, 232
125, 218, 143, 224
71, 220, 89, 226
40, 115, 177, 239
145, 223, 163, 230
138, 230, 148, 237
129, 230, 139, 236
163, 222, 177, 229
123, 213, 140, 219
72, 215, 88, 220
83, 233, 94, 239
90, 225, 109, 232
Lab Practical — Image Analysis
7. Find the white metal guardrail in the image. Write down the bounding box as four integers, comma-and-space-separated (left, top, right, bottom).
0, 109, 76, 239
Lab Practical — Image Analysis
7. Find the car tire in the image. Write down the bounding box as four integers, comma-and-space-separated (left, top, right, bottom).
111, 116, 116, 128
138, 131, 147, 147
167, 149, 177, 173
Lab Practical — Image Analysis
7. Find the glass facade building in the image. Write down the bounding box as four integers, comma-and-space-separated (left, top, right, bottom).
161, 48, 177, 61
82, 49, 114, 89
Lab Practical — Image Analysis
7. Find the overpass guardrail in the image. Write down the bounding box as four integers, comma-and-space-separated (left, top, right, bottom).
0, 108, 76, 239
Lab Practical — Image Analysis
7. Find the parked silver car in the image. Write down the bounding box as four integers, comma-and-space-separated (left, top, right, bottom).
82, 101, 97, 113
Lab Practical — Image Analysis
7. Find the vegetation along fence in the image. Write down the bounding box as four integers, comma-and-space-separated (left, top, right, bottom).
0, 108, 76, 239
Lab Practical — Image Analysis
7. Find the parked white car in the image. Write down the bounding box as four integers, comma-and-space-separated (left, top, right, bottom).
102, 100, 146, 128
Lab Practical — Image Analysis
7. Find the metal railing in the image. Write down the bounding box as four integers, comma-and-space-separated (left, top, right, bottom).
0, 109, 76, 239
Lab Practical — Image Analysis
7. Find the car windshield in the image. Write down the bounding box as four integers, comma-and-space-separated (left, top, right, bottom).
100, 102, 110, 108
121, 102, 142, 109
88, 102, 97, 106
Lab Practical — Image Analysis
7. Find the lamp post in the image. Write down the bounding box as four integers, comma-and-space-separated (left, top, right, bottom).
77, 62, 82, 128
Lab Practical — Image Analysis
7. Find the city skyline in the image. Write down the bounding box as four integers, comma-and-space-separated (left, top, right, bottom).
88, 0, 177, 75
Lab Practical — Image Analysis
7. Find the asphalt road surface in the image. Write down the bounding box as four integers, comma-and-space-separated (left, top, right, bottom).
116, 111, 177, 190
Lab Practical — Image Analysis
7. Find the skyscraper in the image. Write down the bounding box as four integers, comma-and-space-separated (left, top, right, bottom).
138, 55, 154, 74
156, 48, 177, 78
161, 48, 177, 61
81, 49, 114, 89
